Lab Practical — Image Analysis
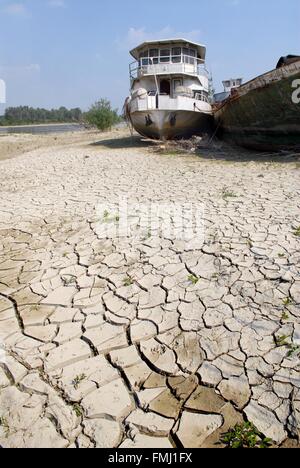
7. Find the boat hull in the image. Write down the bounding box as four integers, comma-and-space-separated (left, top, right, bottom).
130, 109, 213, 140
215, 66, 300, 151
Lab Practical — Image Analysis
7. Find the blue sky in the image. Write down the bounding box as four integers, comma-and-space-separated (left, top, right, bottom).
0, 0, 299, 114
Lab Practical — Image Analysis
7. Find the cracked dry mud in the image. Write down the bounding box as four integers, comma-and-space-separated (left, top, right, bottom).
0, 129, 300, 448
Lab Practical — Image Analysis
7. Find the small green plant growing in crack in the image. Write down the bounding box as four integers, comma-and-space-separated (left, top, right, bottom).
275, 335, 290, 347
72, 374, 87, 390
283, 297, 293, 307
62, 275, 77, 286
222, 422, 273, 449
247, 239, 253, 248
278, 253, 285, 258
142, 230, 152, 241
72, 404, 83, 418
123, 276, 134, 287
188, 274, 199, 285
274, 335, 300, 358
293, 226, 300, 237
103, 210, 110, 221
0, 417, 10, 436
222, 187, 238, 201
281, 311, 289, 321
287, 345, 300, 358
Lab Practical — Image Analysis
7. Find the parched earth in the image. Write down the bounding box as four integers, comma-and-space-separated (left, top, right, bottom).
0, 130, 300, 448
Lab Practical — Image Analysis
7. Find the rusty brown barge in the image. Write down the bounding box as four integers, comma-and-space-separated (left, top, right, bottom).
214, 56, 300, 151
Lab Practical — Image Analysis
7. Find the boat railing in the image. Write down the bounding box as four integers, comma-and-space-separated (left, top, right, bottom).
234, 59, 300, 98
130, 92, 211, 113
130, 56, 209, 80
132, 89, 210, 103
144, 89, 209, 102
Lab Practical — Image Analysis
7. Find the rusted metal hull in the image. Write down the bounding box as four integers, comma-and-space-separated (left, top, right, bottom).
130, 109, 213, 140
214, 62, 300, 151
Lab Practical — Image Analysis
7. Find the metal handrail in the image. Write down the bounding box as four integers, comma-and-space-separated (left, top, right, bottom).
129, 55, 209, 80
135, 90, 210, 104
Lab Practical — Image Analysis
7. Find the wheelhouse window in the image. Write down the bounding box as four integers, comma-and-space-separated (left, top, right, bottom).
137, 45, 198, 68
139, 50, 149, 66
149, 49, 159, 64
172, 47, 181, 63
160, 49, 171, 63
183, 48, 197, 64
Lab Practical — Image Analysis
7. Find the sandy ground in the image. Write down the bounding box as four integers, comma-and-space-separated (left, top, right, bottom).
0, 129, 300, 448
0, 128, 125, 162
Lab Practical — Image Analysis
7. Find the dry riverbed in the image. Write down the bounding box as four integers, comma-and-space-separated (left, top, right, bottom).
0, 129, 300, 448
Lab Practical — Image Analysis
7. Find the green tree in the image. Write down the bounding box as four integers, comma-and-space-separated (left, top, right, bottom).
84, 99, 120, 131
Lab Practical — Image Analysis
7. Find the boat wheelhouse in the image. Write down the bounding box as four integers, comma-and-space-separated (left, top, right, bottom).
214, 78, 243, 104
124, 39, 213, 140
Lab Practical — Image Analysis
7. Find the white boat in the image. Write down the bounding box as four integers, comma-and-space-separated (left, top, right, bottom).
124, 39, 213, 140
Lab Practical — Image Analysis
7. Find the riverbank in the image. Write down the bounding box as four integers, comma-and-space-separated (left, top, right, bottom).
0, 127, 125, 161
0, 122, 83, 134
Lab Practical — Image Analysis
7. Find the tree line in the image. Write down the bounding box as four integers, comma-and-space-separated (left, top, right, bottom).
0, 106, 82, 125
0, 100, 123, 131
